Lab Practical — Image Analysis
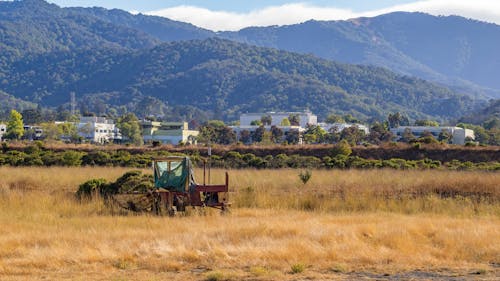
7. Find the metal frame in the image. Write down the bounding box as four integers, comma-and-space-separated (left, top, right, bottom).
151, 156, 229, 215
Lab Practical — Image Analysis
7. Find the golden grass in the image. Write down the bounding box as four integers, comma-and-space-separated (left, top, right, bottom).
0, 167, 499, 280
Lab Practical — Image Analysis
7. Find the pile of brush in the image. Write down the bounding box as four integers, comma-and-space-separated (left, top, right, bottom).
76, 171, 156, 212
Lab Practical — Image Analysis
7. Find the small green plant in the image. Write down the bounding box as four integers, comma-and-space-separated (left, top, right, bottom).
290, 263, 306, 274
298, 170, 312, 185
205, 271, 224, 281
330, 263, 347, 273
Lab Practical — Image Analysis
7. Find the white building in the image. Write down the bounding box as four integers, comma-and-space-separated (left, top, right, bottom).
240, 111, 317, 128
318, 122, 370, 135
77, 117, 120, 144
0, 123, 6, 141
141, 121, 199, 145
23, 125, 43, 140
390, 126, 475, 145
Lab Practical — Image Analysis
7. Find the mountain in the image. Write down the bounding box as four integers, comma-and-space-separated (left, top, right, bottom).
458, 99, 500, 126
0, 0, 212, 60
219, 12, 500, 97
0, 1, 489, 121
0, 90, 36, 119
0, 0, 158, 70
2, 38, 479, 121
66, 6, 213, 42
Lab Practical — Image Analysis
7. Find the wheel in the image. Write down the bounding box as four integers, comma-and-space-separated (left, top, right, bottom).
221, 203, 230, 215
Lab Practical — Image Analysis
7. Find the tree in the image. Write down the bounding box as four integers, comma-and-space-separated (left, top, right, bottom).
280, 118, 291, 126
198, 120, 236, 145
438, 129, 453, 143
343, 114, 361, 124
261, 115, 272, 126
368, 122, 394, 144
6, 110, 24, 140
22, 108, 42, 124
250, 120, 262, 126
303, 125, 327, 144
116, 113, 143, 145
414, 120, 439, 127
401, 128, 415, 142
285, 129, 300, 144
270, 125, 284, 143
252, 126, 266, 143
339, 126, 366, 145
388, 112, 409, 128
331, 140, 352, 156
59, 122, 80, 143
40, 122, 63, 141
288, 114, 300, 126
325, 114, 345, 124
239, 129, 252, 144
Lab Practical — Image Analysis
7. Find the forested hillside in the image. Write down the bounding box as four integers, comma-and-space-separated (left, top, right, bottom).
2, 38, 478, 121
220, 13, 500, 97
0, 1, 491, 122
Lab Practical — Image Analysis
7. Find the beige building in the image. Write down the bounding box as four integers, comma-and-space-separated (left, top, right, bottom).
141, 121, 198, 145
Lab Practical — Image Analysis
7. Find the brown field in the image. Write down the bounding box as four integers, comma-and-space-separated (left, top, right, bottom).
0, 167, 499, 280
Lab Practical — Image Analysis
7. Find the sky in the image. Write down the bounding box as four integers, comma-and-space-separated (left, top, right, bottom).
44, 0, 500, 31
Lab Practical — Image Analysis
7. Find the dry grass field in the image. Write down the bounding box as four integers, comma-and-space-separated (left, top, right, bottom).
0, 167, 499, 280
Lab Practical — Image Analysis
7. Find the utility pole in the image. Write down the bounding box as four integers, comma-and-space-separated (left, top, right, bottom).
70, 92, 76, 116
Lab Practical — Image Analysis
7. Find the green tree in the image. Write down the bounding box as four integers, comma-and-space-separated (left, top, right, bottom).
303, 125, 327, 144
22, 108, 42, 124
270, 125, 284, 143
414, 120, 439, 126
59, 122, 80, 143
261, 115, 272, 126
388, 112, 409, 128
368, 122, 393, 144
252, 126, 266, 143
325, 114, 345, 124
41, 122, 63, 141
239, 129, 252, 144
116, 113, 143, 145
250, 120, 262, 126
288, 114, 300, 126
331, 140, 352, 156
401, 128, 415, 142
339, 126, 366, 145
438, 129, 453, 143
285, 129, 300, 144
280, 118, 291, 126
198, 120, 236, 145
6, 110, 24, 140
343, 114, 361, 124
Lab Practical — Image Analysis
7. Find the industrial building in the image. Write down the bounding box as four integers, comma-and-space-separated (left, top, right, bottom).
390, 126, 475, 145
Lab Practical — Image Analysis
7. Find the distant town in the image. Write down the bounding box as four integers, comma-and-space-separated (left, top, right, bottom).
0, 109, 476, 146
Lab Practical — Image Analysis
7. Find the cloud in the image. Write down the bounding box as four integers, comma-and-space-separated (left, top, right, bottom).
145, 0, 500, 31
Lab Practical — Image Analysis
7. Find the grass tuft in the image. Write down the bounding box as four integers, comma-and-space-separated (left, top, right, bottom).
290, 263, 306, 274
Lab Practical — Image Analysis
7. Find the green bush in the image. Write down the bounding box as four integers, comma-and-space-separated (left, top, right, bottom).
60, 151, 84, 166
82, 151, 112, 166
76, 178, 108, 200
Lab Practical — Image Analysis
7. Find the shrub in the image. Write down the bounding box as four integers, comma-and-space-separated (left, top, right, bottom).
331, 140, 352, 157
299, 170, 312, 185
76, 178, 108, 200
60, 151, 83, 166
82, 151, 112, 166
290, 263, 306, 274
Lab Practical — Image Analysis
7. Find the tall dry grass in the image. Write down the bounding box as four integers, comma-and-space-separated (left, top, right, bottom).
0, 167, 498, 280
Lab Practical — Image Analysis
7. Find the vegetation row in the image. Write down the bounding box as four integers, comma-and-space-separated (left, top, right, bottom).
1, 142, 499, 171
